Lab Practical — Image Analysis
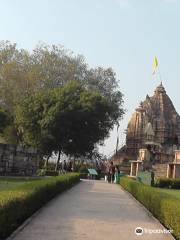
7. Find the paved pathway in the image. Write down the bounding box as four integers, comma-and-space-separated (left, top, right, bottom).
9, 180, 174, 240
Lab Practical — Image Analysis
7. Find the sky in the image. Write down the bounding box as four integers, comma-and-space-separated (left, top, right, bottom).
0, 0, 180, 157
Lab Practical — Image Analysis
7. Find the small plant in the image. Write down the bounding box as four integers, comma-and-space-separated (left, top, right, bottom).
37, 169, 46, 176
155, 178, 180, 189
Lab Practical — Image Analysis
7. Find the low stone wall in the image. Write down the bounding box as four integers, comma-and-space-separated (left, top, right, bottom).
176, 165, 180, 178
152, 163, 168, 178
0, 143, 38, 176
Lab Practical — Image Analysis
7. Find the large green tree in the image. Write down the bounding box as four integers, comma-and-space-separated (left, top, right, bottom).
15, 81, 123, 169
0, 41, 123, 114
46, 81, 115, 169
0, 41, 124, 158
15, 89, 56, 152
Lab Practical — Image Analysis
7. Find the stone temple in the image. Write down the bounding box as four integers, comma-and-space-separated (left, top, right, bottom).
125, 82, 180, 161
111, 82, 180, 178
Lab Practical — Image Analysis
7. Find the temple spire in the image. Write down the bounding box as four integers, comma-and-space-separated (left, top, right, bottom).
155, 82, 166, 94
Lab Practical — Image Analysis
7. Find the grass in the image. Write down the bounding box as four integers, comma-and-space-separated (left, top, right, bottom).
0, 181, 26, 191
0, 177, 43, 191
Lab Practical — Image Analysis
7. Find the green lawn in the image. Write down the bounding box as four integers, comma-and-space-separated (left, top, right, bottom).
0, 181, 25, 191
0, 177, 39, 191
156, 188, 180, 199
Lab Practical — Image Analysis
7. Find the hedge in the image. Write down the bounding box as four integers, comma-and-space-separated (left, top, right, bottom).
155, 178, 180, 189
120, 177, 180, 240
0, 173, 80, 240
44, 170, 58, 176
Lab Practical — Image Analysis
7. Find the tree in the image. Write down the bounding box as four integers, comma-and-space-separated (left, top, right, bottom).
15, 81, 124, 169
48, 81, 115, 169
0, 107, 10, 133
0, 41, 124, 159
15, 89, 57, 153
0, 41, 32, 112
0, 41, 123, 115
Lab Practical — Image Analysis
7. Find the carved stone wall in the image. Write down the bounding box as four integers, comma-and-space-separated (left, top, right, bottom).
0, 143, 38, 176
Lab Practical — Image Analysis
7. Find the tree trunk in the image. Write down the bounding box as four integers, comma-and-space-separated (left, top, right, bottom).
73, 156, 76, 172
55, 150, 61, 171
44, 154, 51, 169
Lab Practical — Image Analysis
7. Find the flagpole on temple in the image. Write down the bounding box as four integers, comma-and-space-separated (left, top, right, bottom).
152, 56, 162, 84
157, 66, 162, 84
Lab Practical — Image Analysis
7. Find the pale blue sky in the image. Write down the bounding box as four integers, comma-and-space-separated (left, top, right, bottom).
1, 0, 180, 156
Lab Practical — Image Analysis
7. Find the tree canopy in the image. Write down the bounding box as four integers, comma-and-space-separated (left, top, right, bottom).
0, 41, 123, 114
0, 107, 10, 134
15, 81, 120, 158
0, 41, 124, 162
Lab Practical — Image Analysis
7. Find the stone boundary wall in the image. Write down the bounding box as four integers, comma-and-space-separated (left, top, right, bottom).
0, 143, 38, 176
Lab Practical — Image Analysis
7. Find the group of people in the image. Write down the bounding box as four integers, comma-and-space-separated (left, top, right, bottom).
105, 161, 120, 183
58, 160, 73, 174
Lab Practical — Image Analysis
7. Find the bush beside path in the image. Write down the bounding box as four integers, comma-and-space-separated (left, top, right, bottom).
0, 173, 80, 240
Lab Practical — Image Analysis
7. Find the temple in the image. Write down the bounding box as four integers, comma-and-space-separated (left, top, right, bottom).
125, 83, 180, 161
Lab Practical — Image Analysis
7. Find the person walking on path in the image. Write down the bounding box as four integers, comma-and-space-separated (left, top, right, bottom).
114, 165, 120, 183
62, 160, 67, 174
58, 161, 63, 175
109, 161, 115, 183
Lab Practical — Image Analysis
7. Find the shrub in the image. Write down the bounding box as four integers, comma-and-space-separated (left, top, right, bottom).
44, 170, 58, 176
171, 179, 180, 189
156, 178, 180, 189
120, 177, 180, 240
79, 173, 87, 179
78, 165, 89, 173
0, 173, 80, 239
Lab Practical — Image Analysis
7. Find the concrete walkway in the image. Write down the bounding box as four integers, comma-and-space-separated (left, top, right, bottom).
9, 180, 174, 240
